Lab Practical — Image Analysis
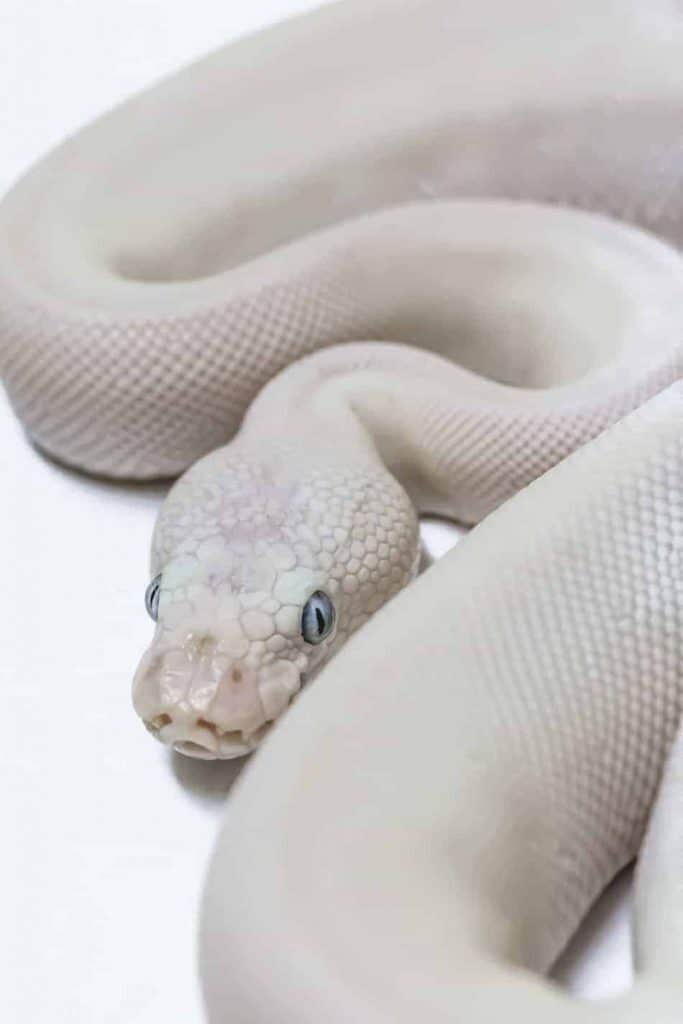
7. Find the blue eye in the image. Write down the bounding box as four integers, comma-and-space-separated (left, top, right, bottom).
145, 574, 162, 621
301, 591, 336, 645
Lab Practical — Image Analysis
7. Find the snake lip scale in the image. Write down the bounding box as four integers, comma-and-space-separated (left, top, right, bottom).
2, 1, 683, 1021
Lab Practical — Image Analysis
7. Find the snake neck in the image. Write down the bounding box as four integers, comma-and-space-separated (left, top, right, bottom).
238, 331, 683, 526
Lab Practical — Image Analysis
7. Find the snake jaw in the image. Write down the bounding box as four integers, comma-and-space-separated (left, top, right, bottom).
144, 712, 273, 760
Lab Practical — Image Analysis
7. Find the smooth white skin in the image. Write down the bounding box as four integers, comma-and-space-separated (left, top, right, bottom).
1, 0, 683, 1019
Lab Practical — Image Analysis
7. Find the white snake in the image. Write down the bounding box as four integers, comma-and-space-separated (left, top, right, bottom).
2, 0, 683, 1019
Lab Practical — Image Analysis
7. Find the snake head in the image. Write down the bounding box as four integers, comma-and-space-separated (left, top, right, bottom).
132, 578, 341, 760
132, 548, 339, 758
132, 445, 418, 759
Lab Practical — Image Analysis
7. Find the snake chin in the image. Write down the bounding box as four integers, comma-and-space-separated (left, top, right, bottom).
144, 712, 276, 760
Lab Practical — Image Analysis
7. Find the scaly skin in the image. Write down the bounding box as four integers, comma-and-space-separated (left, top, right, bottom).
2, 2, 683, 1021
129, 202, 683, 757
201, 381, 683, 1022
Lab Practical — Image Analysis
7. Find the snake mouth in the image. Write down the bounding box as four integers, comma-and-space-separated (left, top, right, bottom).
145, 713, 273, 759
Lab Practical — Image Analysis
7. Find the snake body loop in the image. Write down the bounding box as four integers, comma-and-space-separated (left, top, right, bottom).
2, 1, 683, 1020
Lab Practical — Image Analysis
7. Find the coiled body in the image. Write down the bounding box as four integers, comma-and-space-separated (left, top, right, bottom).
1, 1, 683, 1020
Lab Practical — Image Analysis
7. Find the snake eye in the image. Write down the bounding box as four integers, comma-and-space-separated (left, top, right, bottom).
145, 574, 162, 622
301, 591, 336, 645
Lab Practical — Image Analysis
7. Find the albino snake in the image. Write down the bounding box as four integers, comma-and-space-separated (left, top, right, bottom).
2, 0, 683, 1020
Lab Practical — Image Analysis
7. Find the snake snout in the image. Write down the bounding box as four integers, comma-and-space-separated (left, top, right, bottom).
133, 640, 302, 759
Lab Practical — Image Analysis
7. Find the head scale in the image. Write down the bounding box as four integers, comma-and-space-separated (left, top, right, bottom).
132, 444, 418, 758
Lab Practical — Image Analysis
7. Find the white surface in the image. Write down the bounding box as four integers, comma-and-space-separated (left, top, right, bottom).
1, 3, 633, 1021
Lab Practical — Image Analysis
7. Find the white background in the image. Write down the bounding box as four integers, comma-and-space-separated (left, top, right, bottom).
1, 2, 633, 1021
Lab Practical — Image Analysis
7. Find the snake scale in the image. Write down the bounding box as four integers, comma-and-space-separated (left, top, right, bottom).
2, 0, 683, 1020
